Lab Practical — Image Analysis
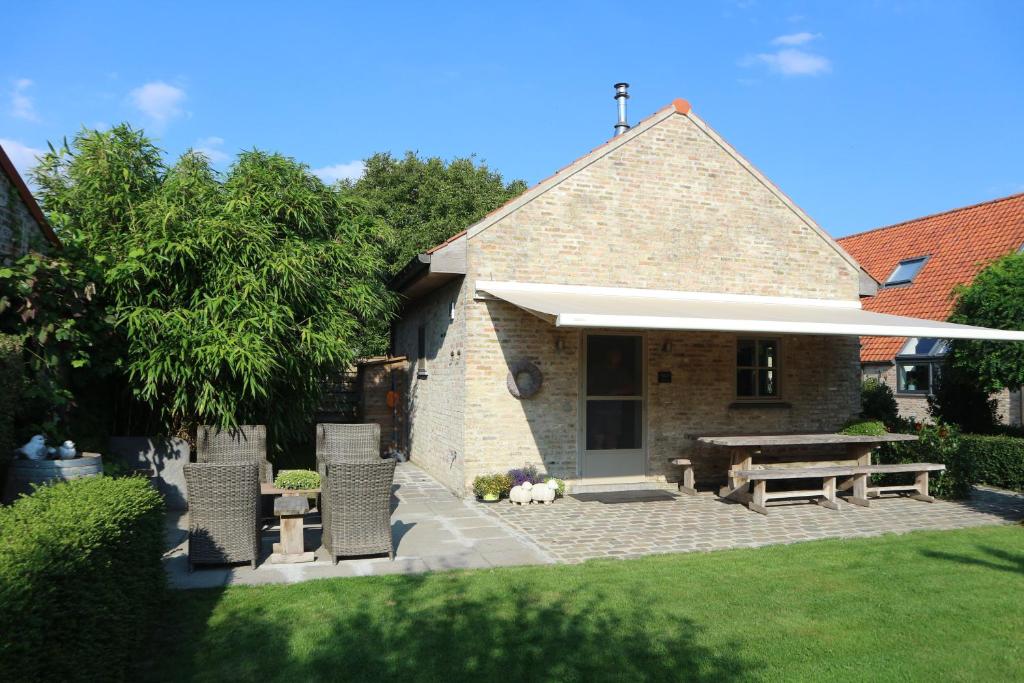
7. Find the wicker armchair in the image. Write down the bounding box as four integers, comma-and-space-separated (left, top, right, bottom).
315, 423, 381, 477
197, 424, 273, 484
183, 462, 261, 570
321, 459, 396, 563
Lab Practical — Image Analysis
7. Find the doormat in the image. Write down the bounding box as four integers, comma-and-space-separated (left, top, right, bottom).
570, 490, 679, 504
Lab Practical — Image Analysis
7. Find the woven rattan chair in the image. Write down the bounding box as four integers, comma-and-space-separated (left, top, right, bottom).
197, 424, 273, 484
315, 423, 381, 476
183, 462, 261, 571
321, 459, 396, 563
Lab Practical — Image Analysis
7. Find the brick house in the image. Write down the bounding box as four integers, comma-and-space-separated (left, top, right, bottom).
0, 143, 59, 260
390, 98, 1024, 496
837, 193, 1024, 425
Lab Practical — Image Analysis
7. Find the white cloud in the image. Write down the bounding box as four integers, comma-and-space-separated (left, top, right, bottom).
771, 32, 820, 46
129, 81, 186, 127
10, 78, 38, 121
312, 160, 365, 184
0, 138, 46, 175
742, 47, 832, 77
193, 136, 229, 163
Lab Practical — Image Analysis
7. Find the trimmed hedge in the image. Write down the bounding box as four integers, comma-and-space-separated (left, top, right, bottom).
0, 476, 166, 681
958, 434, 1024, 492
876, 424, 971, 499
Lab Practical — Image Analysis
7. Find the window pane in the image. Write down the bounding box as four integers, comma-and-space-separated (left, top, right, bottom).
898, 364, 931, 392
737, 369, 756, 397
586, 401, 642, 450
587, 335, 642, 396
758, 340, 778, 368
758, 369, 778, 397
737, 340, 755, 367
886, 257, 927, 285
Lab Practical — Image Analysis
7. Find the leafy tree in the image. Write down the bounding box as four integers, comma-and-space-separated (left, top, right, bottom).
343, 151, 527, 273
4, 125, 395, 441
859, 377, 901, 429
927, 361, 997, 433
948, 253, 1024, 392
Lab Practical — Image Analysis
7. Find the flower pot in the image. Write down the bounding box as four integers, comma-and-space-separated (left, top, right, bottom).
481, 492, 501, 502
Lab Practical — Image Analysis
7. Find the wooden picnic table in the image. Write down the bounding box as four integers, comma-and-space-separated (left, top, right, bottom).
697, 432, 920, 512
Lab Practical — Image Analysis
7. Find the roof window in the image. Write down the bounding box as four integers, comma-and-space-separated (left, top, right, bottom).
885, 256, 928, 286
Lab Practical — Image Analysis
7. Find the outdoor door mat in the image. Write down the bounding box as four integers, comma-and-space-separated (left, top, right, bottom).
570, 490, 679, 504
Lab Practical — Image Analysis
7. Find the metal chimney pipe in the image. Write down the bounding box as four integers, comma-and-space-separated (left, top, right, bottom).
613, 82, 630, 136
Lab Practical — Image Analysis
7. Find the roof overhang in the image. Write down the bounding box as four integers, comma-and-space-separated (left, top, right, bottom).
389, 234, 467, 302
475, 281, 1024, 341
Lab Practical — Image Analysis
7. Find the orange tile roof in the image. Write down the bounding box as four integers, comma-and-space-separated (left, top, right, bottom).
837, 192, 1024, 362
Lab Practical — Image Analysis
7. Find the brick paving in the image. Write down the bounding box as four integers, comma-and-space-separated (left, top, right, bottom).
481, 486, 1024, 564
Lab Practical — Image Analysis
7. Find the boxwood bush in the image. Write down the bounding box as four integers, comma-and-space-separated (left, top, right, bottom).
875, 423, 971, 499
0, 475, 166, 681
958, 434, 1024, 492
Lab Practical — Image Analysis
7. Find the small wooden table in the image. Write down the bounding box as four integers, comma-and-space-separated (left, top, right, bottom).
697, 433, 919, 509
261, 483, 320, 564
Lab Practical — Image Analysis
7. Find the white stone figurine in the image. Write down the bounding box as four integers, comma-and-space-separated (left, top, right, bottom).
58, 440, 77, 460
509, 485, 532, 505
532, 485, 555, 504
521, 481, 533, 490
18, 435, 47, 460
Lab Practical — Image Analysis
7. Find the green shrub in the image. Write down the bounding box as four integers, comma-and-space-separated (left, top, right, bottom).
839, 419, 888, 436
927, 361, 997, 433
472, 473, 513, 499
876, 423, 971, 499
545, 477, 566, 497
0, 476, 166, 681
274, 469, 321, 490
0, 334, 21, 460
859, 378, 901, 429
957, 434, 1024, 492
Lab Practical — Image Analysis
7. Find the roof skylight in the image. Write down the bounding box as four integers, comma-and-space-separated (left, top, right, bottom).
885, 256, 928, 286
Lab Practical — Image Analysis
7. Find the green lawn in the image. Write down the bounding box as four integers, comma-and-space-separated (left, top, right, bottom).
147, 526, 1024, 682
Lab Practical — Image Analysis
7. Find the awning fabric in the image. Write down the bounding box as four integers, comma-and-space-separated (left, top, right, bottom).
476, 281, 1024, 341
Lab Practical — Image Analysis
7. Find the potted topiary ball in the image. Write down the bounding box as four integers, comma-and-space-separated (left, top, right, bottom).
472, 474, 503, 502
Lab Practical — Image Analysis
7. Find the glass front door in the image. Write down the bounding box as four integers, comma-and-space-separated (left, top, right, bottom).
581, 334, 646, 481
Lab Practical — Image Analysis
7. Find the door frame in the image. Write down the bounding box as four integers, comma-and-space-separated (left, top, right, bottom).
577, 330, 648, 481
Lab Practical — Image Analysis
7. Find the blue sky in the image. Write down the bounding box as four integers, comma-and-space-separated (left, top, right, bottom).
3, 1, 1022, 237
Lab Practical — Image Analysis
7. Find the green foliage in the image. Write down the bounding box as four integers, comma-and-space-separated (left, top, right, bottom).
0, 244, 114, 439
876, 422, 970, 499
858, 378, 901, 429
544, 477, 566, 497
0, 335, 21, 459
948, 253, 1024, 392
957, 434, 1024, 491
22, 126, 396, 441
838, 419, 888, 436
0, 475, 165, 681
926, 360, 997, 433
343, 151, 527, 274
472, 473, 513, 499
274, 469, 321, 490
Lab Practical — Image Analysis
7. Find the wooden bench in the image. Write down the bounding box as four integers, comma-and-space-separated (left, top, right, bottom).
733, 463, 945, 515
667, 458, 696, 495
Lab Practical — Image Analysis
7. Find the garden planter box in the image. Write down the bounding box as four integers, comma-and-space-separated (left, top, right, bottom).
2, 453, 103, 502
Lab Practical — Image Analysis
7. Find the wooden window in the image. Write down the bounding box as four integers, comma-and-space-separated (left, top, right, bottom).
736, 339, 779, 399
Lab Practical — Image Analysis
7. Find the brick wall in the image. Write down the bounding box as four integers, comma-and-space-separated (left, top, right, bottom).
0, 171, 40, 261
457, 110, 864, 494
392, 278, 467, 492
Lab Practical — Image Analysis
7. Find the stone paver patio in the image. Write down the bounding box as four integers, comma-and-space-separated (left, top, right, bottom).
482, 485, 1024, 563
165, 461, 1023, 588
164, 462, 554, 588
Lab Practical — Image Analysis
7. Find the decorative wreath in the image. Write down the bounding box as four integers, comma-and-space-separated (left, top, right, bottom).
507, 359, 543, 399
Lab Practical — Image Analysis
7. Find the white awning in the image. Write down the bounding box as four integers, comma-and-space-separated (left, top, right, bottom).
476, 281, 1024, 341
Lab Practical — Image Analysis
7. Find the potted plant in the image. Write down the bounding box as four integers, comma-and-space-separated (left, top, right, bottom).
274, 469, 321, 491
473, 473, 512, 502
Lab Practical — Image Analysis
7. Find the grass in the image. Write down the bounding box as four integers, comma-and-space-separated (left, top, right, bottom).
146, 526, 1024, 682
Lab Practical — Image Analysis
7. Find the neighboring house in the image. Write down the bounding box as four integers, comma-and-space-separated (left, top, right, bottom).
390, 97, 1024, 496
0, 143, 60, 261
837, 193, 1024, 425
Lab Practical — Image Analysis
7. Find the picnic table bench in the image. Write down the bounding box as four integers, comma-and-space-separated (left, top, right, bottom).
694, 432, 943, 515
735, 462, 945, 515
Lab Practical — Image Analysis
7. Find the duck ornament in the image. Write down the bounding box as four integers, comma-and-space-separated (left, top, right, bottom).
18, 435, 48, 460
59, 440, 77, 460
